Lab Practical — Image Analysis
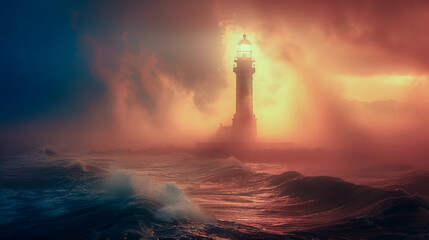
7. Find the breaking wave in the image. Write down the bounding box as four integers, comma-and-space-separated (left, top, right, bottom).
102, 171, 211, 222
0, 155, 211, 239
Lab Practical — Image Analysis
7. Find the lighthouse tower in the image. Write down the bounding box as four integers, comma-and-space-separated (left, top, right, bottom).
216, 34, 257, 143
232, 34, 257, 141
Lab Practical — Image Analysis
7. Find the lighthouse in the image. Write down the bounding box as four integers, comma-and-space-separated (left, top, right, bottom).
202, 33, 291, 149
232, 34, 257, 141
217, 34, 257, 143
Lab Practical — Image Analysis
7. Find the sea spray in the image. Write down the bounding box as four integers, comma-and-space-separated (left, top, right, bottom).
102, 171, 213, 222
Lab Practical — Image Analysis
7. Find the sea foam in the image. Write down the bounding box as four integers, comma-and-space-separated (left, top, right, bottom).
103, 171, 212, 222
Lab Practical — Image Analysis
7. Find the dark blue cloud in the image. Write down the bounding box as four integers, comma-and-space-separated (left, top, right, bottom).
0, 0, 104, 124
0, 0, 225, 153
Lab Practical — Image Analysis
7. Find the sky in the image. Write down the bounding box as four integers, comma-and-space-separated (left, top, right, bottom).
0, 0, 428, 161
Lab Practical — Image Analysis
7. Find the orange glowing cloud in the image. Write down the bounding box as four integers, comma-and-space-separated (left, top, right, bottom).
88, 36, 233, 148
215, 0, 429, 159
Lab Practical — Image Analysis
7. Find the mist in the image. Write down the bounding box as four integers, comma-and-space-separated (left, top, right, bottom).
1, 0, 428, 166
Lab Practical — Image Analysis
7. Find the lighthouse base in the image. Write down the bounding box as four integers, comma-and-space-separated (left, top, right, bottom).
216, 114, 257, 143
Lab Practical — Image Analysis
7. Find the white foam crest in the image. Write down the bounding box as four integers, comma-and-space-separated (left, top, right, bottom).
103, 171, 212, 222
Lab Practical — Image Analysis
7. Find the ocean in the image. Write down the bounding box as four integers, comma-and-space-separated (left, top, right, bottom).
0, 148, 428, 239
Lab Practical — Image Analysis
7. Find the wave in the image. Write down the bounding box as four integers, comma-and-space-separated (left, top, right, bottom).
387, 171, 429, 198
37, 146, 62, 157
1, 153, 428, 239
266, 171, 303, 186
263, 171, 429, 239
297, 195, 429, 239
199, 164, 254, 184
268, 171, 414, 215
0, 156, 212, 239
0, 157, 106, 190
102, 171, 211, 222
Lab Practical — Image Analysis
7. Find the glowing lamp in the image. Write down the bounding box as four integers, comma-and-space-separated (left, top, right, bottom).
237, 34, 252, 59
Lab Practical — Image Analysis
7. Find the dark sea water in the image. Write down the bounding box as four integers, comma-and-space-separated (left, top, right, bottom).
0, 148, 428, 239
